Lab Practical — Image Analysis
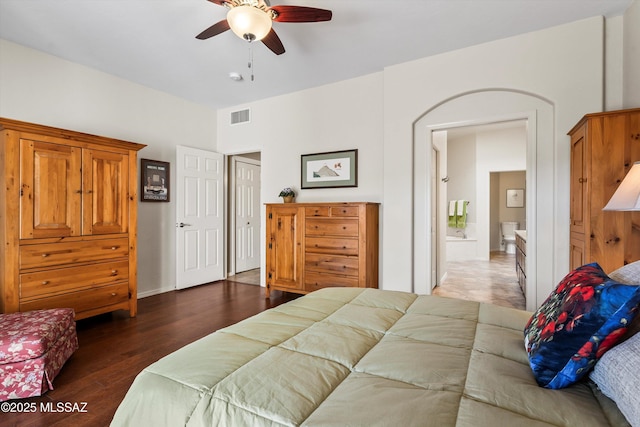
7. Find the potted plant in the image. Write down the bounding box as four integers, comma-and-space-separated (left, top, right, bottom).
278, 187, 296, 203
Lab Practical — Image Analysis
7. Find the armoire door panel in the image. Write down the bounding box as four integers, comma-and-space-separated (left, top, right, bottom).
568, 109, 640, 274
83, 149, 129, 235
20, 139, 82, 239
569, 127, 585, 234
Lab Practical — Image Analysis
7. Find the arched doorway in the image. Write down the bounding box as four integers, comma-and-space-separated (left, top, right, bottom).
412, 89, 554, 311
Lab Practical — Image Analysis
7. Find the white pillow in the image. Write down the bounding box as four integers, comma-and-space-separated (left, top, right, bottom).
610, 261, 640, 285
590, 331, 640, 426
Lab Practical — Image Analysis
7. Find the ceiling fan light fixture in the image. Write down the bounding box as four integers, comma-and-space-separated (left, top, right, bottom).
227, 5, 272, 42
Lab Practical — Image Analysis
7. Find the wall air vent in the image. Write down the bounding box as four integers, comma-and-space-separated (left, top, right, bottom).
230, 108, 250, 125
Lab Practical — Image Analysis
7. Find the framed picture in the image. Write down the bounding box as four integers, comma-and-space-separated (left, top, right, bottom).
141, 158, 170, 202
506, 188, 524, 208
301, 149, 358, 189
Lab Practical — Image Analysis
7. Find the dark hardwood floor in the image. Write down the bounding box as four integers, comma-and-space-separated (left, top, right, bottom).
1, 281, 298, 427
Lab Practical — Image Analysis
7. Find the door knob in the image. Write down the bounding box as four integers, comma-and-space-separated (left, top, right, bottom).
177, 222, 192, 228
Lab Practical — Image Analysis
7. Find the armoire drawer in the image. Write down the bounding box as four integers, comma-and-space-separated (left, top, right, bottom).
305, 219, 358, 237
305, 253, 358, 276
305, 237, 358, 256
20, 238, 129, 269
20, 282, 129, 315
304, 272, 359, 292
20, 260, 129, 299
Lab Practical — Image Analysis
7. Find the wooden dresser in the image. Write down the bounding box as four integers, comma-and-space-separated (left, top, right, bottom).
568, 108, 640, 273
265, 202, 379, 297
0, 118, 146, 319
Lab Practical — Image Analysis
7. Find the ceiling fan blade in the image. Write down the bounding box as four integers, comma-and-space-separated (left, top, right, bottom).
262, 29, 285, 55
270, 5, 332, 23
196, 20, 230, 40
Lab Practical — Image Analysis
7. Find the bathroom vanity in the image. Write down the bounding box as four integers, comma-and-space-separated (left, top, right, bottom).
515, 230, 526, 298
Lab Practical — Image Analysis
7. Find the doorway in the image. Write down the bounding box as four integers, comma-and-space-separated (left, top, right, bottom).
228, 153, 261, 283
412, 88, 555, 311
433, 121, 526, 305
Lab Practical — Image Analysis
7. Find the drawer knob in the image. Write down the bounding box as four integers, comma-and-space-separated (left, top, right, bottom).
111, 292, 116, 296
111, 246, 118, 250
41, 253, 49, 257
111, 270, 118, 275
41, 281, 49, 285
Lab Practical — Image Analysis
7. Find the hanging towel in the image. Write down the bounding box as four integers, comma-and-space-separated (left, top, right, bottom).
448, 201, 457, 227
456, 200, 468, 228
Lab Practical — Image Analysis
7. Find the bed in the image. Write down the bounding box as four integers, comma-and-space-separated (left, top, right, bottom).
111, 273, 639, 427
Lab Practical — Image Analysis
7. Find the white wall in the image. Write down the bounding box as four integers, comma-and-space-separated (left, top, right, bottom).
389, 17, 604, 309
624, 0, 640, 107
446, 134, 477, 228
476, 127, 527, 259
0, 40, 218, 297
605, 15, 624, 110
216, 73, 385, 287
217, 17, 612, 309
445, 127, 526, 259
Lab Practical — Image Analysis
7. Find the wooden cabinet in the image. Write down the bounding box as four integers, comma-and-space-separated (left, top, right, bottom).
265, 202, 379, 297
266, 205, 304, 292
0, 118, 145, 319
568, 108, 640, 273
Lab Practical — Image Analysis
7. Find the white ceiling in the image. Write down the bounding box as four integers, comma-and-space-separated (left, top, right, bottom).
0, 0, 633, 110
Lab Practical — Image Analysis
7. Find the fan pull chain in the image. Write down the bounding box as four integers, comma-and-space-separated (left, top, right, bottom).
248, 45, 255, 82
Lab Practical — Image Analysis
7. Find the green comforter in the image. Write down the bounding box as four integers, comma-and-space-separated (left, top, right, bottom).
111, 288, 628, 426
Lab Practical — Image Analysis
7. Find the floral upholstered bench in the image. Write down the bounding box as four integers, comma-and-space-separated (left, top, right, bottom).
0, 308, 78, 401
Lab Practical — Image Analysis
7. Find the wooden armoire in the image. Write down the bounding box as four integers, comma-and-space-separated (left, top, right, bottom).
265, 202, 379, 298
568, 108, 640, 273
0, 118, 146, 319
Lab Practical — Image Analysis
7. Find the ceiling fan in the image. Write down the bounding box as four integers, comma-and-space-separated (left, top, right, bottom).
196, 0, 332, 55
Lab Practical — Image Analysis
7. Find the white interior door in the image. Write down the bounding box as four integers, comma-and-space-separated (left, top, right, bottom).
431, 147, 438, 289
235, 160, 261, 273
176, 145, 224, 289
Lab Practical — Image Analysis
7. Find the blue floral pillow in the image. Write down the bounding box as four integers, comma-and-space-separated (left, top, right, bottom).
524, 262, 640, 389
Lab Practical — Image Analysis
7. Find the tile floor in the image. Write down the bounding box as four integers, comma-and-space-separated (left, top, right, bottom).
433, 251, 526, 310
227, 269, 260, 286
228, 252, 526, 311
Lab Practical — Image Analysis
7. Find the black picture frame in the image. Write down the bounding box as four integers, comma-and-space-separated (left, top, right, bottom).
301, 149, 358, 189
141, 158, 170, 202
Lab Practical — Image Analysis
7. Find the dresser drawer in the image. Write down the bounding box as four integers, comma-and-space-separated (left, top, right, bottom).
330, 206, 359, 217
305, 237, 358, 256
20, 260, 129, 299
305, 253, 358, 276
304, 272, 359, 292
305, 206, 330, 217
20, 282, 129, 314
305, 219, 358, 237
20, 238, 129, 269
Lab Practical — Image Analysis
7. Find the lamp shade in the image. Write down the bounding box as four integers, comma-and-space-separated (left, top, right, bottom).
227, 5, 272, 42
603, 161, 640, 211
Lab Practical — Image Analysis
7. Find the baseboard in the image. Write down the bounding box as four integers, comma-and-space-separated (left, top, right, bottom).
137, 286, 175, 299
